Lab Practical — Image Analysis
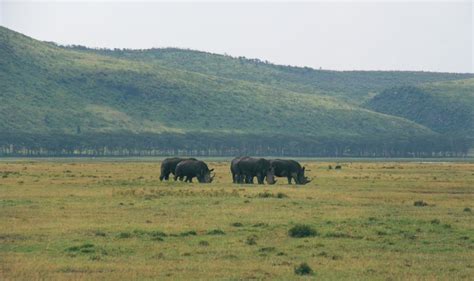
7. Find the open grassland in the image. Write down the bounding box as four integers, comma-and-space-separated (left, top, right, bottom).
0, 160, 473, 280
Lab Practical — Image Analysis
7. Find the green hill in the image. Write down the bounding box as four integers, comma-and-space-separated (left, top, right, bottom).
0, 26, 472, 156
365, 83, 474, 139
74, 47, 473, 104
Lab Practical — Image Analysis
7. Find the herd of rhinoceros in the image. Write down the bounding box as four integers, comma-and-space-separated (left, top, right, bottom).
159, 157, 312, 185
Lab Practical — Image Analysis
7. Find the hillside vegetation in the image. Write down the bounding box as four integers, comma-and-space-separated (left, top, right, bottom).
77, 47, 473, 104
365, 83, 474, 138
0, 26, 472, 156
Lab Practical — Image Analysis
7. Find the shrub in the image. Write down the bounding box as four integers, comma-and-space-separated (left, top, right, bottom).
414, 200, 428, 207
66, 246, 80, 252
80, 247, 94, 253
180, 231, 197, 236
207, 229, 225, 235
276, 192, 288, 199
117, 232, 132, 239
464, 207, 471, 212
66, 243, 95, 253
150, 231, 167, 238
294, 263, 314, 276
288, 224, 318, 238
231, 222, 243, 227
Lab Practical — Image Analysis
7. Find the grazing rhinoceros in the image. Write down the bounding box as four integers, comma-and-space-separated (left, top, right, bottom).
174, 159, 214, 183
159, 157, 196, 181
270, 159, 311, 185
235, 157, 276, 185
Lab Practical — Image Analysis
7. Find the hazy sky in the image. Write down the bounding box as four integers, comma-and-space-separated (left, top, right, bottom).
1, 0, 472, 73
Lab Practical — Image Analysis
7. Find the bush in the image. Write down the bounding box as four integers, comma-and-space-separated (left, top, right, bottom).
414, 200, 428, 207
288, 224, 318, 238
117, 232, 132, 239
180, 231, 197, 236
294, 263, 314, 276
276, 192, 288, 199
464, 207, 471, 212
150, 231, 168, 238
207, 229, 225, 235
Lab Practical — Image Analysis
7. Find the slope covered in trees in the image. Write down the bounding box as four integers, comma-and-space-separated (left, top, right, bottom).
0, 26, 472, 156
365, 83, 474, 139
75, 47, 474, 104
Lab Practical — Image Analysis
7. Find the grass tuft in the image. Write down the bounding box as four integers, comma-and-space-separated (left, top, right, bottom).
414, 200, 428, 207
198, 240, 209, 246
294, 263, 314, 276
180, 231, 197, 237
246, 235, 257, 245
117, 232, 132, 239
207, 229, 225, 235
288, 224, 318, 238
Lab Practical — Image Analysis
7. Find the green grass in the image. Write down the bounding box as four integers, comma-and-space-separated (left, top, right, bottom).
0, 160, 473, 280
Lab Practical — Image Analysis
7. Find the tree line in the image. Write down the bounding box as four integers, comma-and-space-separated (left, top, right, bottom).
0, 132, 470, 157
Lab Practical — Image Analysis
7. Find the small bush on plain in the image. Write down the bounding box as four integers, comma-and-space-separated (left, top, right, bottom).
294, 263, 314, 276
414, 200, 428, 207
288, 224, 318, 238
207, 229, 225, 235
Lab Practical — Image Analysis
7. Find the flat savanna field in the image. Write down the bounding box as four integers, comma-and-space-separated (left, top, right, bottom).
0, 159, 473, 280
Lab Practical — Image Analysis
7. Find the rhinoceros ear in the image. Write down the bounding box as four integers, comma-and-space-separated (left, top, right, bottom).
302, 167, 305, 171
209, 169, 214, 172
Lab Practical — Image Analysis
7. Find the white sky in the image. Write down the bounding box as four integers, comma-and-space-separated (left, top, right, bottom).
1, 0, 472, 73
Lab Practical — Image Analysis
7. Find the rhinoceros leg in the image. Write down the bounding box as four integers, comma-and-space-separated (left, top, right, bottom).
244, 175, 253, 184
291, 173, 299, 184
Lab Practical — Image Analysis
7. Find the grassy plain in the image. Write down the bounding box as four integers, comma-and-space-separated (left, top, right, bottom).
0, 159, 473, 280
